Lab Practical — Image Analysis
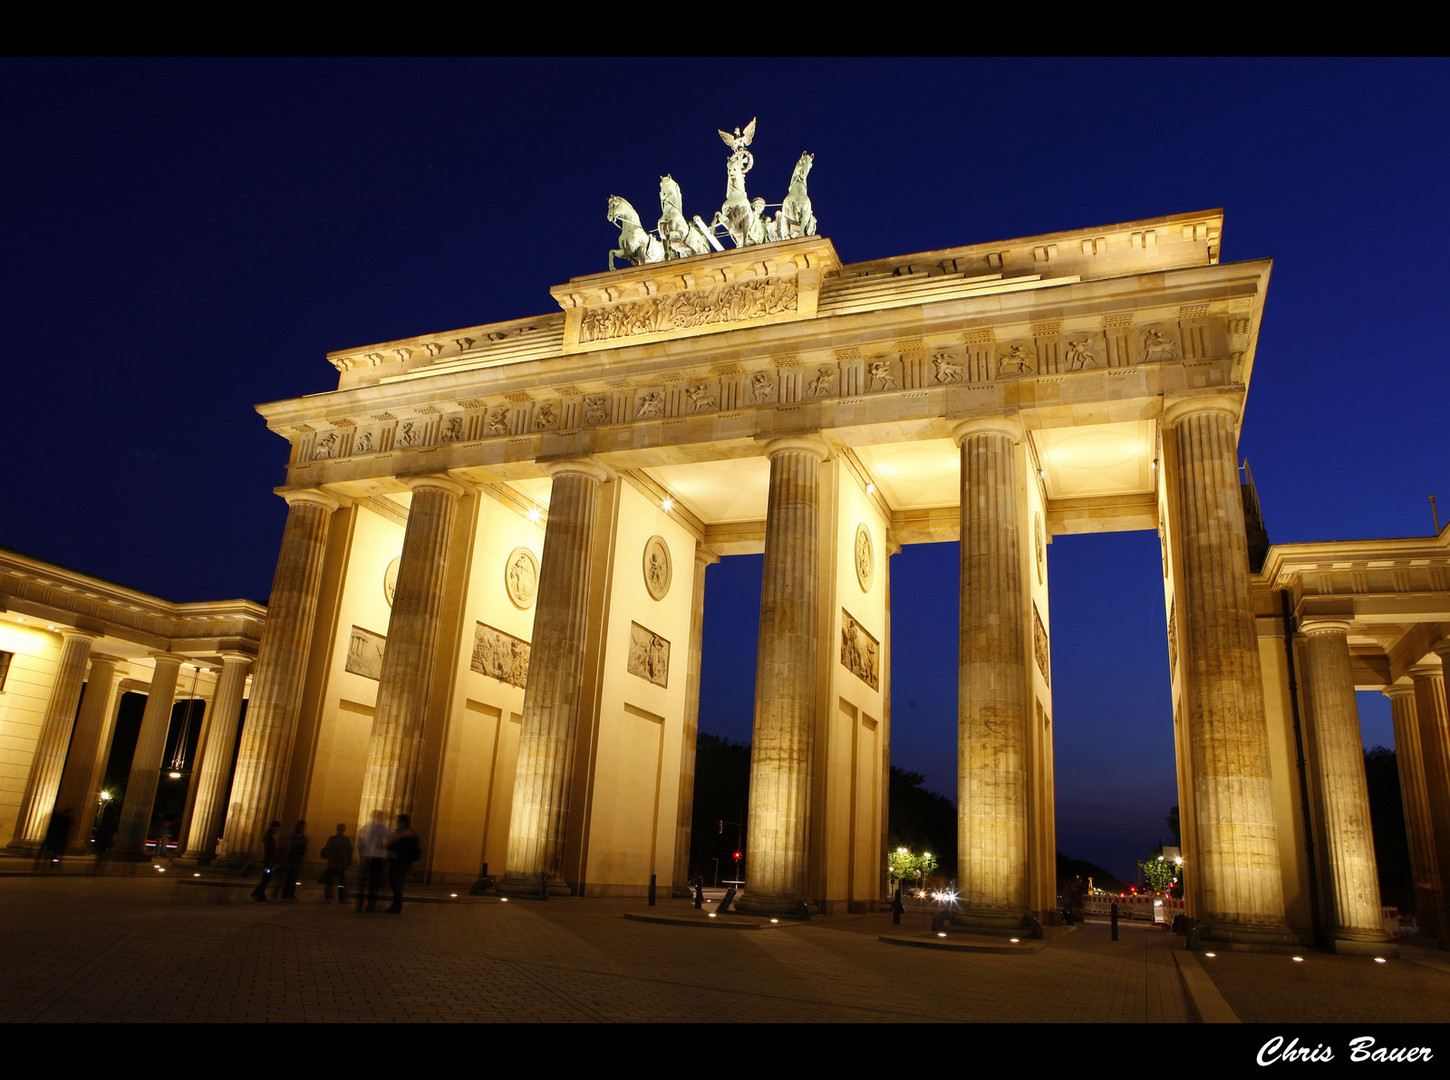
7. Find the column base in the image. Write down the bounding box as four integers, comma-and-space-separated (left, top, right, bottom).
947, 907, 1040, 938
1329, 935, 1398, 958
1188, 919, 1302, 952
499, 873, 573, 899
734, 893, 811, 918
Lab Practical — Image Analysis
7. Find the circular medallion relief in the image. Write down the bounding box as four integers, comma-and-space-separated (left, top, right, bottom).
643, 536, 672, 601
1034, 513, 1044, 585
505, 547, 539, 609
854, 523, 873, 593
384, 556, 401, 607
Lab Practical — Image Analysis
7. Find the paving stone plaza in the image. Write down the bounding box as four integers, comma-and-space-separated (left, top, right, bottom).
2, 873, 1446, 1028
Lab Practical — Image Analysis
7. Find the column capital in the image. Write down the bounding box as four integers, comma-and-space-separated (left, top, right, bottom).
1383, 680, 1416, 701
694, 546, 721, 569
1160, 392, 1243, 430
1431, 639, 1450, 662
399, 473, 469, 499
543, 457, 612, 484
1409, 660, 1444, 680
278, 486, 341, 513
215, 650, 256, 667
762, 434, 831, 462
1298, 617, 1354, 637
952, 415, 1023, 446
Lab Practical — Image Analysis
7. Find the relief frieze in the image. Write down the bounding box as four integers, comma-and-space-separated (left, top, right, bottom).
579, 277, 798, 344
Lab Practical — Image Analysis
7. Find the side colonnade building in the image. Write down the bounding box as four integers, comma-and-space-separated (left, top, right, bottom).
4, 209, 1448, 952
0, 549, 263, 860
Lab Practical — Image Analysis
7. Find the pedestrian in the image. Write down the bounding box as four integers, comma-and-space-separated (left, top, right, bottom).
251, 820, 282, 901
36, 807, 73, 869
385, 814, 421, 914
280, 820, 307, 899
320, 823, 352, 904
356, 811, 390, 913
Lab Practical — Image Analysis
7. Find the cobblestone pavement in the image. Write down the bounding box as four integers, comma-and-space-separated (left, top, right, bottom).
0, 871, 1445, 1034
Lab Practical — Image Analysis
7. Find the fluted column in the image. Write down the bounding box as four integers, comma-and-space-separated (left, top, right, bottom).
1412, 656, 1450, 947
1165, 397, 1292, 943
217, 488, 339, 865
54, 654, 122, 853
10, 629, 99, 848
1385, 683, 1442, 939
503, 460, 609, 895
671, 547, 718, 896
881, 537, 900, 904
1299, 620, 1392, 951
357, 475, 465, 825
954, 419, 1031, 930
181, 653, 253, 860
737, 437, 828, 914
113, 653, 184, 859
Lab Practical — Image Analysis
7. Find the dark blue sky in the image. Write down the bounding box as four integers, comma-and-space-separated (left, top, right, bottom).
6, 58, 1446, 878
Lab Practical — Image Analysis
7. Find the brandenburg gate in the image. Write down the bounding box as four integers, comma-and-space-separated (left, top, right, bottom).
171, 133, 1431, 951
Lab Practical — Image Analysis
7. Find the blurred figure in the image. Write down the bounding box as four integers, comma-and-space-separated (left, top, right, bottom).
385, 814, 421, 914
36, 807, 73, 870
320, 823, 352, 904
279, 820, 307, 899
356, 811, 390, 913
250, 820, 282, 901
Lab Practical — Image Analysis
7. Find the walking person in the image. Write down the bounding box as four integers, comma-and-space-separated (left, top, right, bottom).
279, 820, 307, 900
320, 823, 352, 904
250, 820, 282, 901
356, 811, 390, 913
385, 814, 421, 914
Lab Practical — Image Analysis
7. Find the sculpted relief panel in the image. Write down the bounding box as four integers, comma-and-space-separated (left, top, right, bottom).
1032, 602, 1050, 687
472, 622, 530, 689
346, 626, 386, 681
579, 277, 798, 344
627, 622, 670, 687
840, 609, 879, 690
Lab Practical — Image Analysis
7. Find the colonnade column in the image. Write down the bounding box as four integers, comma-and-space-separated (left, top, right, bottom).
217, 488, 339, 866
54, 654, 122, 853
502, 460, 610, 896
113, 653, 184, 859
1412, 655, 1450, 947
357, 475, 466, 827
953, 418, 1030, 930
738, 437, 828, 915
9, 629, 99, 848
1384, 683, 1442, 940
1164, 397, 1292, 943
1298, 619, 1393, 952
181, 653, 253, 861
671, 547, 718, 896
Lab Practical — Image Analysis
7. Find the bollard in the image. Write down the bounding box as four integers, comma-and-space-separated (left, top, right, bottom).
539, 871, 549, 901
1110, 901, 1118, 940
648, 873, 656, 906
693, 879, 704, 910
892, 887, 904, 925
716, 887, 736, 915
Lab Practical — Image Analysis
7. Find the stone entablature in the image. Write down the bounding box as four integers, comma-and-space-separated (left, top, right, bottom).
266, 230, 1265, 502
1256, 529, 1450, 687
0, 549, 265, 658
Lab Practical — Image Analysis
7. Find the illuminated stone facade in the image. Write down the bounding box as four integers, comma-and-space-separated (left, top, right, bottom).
10, 209, 1447, 948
